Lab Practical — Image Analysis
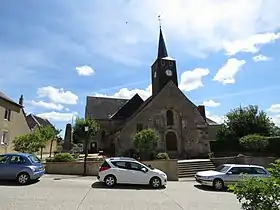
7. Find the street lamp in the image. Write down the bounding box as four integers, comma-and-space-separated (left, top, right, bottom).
83, 126, 89, 176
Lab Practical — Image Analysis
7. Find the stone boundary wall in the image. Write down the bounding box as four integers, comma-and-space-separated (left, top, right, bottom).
45, 159, 178, 181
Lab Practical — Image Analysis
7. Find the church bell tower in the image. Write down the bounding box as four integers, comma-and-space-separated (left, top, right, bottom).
151, 27, 178, 96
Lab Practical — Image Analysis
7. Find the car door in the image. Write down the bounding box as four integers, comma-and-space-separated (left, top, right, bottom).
0, 155, 10, 179
5, 155, 27, 179
110, 161, 131, 184
128, 162, 149, 185
223, 167, 243, 185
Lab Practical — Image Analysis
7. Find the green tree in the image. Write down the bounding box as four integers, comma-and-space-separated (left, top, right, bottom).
13, 133, 41, 154
230, 159, 280, 210
239, 134, 269, 152
73, 118, 100, 145
271, 125, 280, 136
217, 105, 274, 143
133, 129, 159, 160
36, 125, 61, 158
73, 118, 100, 175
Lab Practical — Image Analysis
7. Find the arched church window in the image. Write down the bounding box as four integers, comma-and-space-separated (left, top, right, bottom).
161, 60, 165, 66
168, 61, 173, 66
166, 110, 174, 126
101, 130, 105, 141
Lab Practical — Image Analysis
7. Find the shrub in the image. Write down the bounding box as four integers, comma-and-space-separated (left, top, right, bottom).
239, 134, 269, 152
47, 153, 75, 162
230, 158, 280, 210
133, 129, 159, 160
156, 152, 170, 160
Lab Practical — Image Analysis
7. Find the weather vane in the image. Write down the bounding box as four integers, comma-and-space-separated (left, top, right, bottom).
158, 14, 162, 28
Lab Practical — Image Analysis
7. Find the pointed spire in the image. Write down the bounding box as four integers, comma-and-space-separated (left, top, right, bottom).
157, 27, 168, 59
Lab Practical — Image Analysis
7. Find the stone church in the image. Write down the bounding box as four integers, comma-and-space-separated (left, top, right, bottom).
85, 28, 220, 159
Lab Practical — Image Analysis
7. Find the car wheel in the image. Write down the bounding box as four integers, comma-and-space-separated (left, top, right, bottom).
150, 177, 161, 189
104, 175, 116, 187
17, 172, 30, 185
213, 178, 224, 191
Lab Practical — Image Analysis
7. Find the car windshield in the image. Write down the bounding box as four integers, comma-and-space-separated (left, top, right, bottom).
215, 165, 231, 173
142, 163, 154, 169
28, 155, 41, 163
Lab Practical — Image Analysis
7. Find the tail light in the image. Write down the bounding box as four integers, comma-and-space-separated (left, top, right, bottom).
99, 166, 110, 172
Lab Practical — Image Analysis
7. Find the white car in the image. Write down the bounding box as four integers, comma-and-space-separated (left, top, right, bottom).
97, 157, 167, 188
195, 164, 270, 191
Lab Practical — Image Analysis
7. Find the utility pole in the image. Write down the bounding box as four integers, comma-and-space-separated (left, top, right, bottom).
83, 126, 89, 176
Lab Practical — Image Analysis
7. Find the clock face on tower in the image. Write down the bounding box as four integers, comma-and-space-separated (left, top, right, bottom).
165, 69, 172, 76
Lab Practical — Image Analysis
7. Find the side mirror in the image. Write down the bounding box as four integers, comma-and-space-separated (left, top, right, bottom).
141, 168, 147, 173
227, 171, 233, 175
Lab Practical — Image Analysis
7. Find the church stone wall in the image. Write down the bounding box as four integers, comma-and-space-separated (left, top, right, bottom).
117, 82, 211, 158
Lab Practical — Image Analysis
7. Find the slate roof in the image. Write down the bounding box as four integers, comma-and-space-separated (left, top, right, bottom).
85, 92, 219, 125
0, 90, 21, 107
110, 94, 144, 120
86, 96, 128, 119
206, 118, 219, 125
26, 114, 52, 129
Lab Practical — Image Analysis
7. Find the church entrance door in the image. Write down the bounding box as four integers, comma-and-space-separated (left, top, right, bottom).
89, 142, 98, 154
165, 131, 177, 151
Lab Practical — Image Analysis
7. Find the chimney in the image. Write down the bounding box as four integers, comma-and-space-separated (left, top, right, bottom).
19, 94, 24, 106
197, 105, 206, 121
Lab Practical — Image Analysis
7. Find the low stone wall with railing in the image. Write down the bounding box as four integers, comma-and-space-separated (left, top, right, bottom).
45, 159, 178, 181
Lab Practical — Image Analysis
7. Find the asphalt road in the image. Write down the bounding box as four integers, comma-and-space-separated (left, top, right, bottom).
0, 175, 241, 210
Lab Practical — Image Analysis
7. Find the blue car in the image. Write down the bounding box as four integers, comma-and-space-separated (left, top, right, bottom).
0, 153, 45, 184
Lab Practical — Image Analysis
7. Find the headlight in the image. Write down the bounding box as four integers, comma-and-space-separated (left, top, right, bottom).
31, 167, 39, 172
160, 173, 167, 177
202, 176, 212, 179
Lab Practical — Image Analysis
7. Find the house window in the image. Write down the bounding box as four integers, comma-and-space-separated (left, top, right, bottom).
136, 123, 143, 133
4, 109, 11, 121
0, 131, 9, 145
166, 110, 174, 126
169, 61, 173, 66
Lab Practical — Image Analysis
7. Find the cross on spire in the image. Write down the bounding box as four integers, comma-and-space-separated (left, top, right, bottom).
158, 15, 162, 28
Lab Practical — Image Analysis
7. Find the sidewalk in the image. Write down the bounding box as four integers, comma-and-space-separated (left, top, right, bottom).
179, 177, 195, 182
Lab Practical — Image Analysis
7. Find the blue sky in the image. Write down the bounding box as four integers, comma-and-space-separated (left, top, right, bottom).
1, 0, 280, 134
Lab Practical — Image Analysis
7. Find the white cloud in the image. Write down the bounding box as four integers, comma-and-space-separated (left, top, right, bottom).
65, 0, 280, 64
206, 110, 224, 124
213, 58, 246, 85
31, 100, 64, 111
223, 33, 280, 55
267, 104, 280, 113
76, 65, 95, 76
37, 86, 78, 105
203, 100, 220, 107
252, 54, 271, 62
179, 68, 209, 91
95, 85, 152, 100
37, 111, 78, 122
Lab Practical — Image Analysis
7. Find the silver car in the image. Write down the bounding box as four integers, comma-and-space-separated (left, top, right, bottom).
195, 164, 270, 191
